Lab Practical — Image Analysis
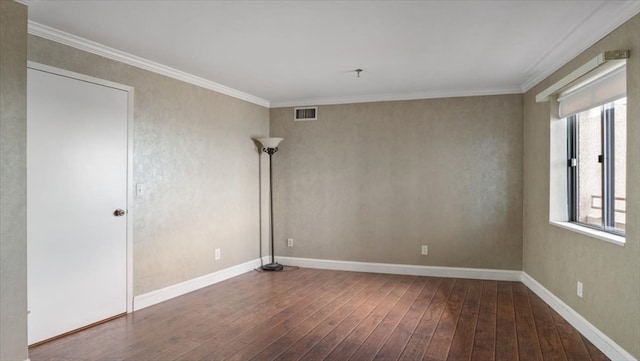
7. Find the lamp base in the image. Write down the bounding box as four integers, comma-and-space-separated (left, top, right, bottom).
262, 262, 284, 272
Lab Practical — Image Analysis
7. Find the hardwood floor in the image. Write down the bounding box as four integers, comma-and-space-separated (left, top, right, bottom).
29, 268, 609, 361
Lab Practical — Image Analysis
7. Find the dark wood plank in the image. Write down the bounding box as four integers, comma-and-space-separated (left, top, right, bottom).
29, 269, 612, 361
447, 279, 482, 361
73, 268, 329, 360
173, 269, 371, 360
194, 270, 377, 361
242, 275, 408, 361
581, 335, 609, 361
298, 277, 431, 361
370, 277, 440, 361
345, 277, 427, 361
101, 268, 328, 360
470, 280, 497, 361
237, 273, 383, 346
321, 275, 426, 361
527, 288, 567, 361
29, 268, 276, 359
551, 308, 592, 360
273, 276, 420, 361
423, 279, 469, 361
512, 282, 544, 361
32, 268, 317, 360
397, 278, 455, 360
495, 282, 518, 361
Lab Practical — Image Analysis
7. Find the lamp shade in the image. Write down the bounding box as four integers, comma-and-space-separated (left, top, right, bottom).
257, 137, 284, 149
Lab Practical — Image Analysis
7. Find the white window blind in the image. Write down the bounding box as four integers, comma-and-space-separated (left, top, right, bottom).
557, 65, 626, 118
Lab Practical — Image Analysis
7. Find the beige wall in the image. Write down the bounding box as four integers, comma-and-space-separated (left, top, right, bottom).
270, 95, 523, 270
0, 1, 29, 360
27, 36, 270, 295
523, 14, 640, 358
2, 5, 636, 360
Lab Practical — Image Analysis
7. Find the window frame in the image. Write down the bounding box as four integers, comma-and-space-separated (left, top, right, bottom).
566, 100, 624, 236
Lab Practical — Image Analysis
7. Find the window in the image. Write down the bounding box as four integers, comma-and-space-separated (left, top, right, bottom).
566, 97, 626, 235
558, 62, 626, 236
539, 51, 628, 244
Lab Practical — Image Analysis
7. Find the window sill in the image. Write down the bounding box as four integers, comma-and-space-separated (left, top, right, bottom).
550, 221, 625, 246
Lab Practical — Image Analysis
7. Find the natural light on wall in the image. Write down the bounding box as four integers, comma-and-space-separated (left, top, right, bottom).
538, 50, 628, 245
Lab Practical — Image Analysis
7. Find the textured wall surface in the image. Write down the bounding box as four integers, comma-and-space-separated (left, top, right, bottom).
270, 95, 523, 270
0, 1, 29, 360
523, 14, 640, 358
28, 36, 270, 296
16, 9, 639, 360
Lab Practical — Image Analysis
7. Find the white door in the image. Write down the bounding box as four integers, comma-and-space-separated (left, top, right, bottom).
27, 66, 129, 345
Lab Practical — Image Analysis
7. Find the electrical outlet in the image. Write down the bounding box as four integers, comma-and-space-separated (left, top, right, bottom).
577, 281, 583, 298
287, 238, 294, 247
215, 248, 221, 260
421, 245, 428, 255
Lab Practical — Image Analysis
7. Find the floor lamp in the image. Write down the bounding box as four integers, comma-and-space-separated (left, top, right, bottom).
257, 137, 284, 271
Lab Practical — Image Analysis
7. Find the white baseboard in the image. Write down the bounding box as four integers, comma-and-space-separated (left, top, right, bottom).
521, 272, 636, 361
276, 256, 522, 281
276, 256, 634, 360
133, 258, 262, 311
130, 255, 634, 360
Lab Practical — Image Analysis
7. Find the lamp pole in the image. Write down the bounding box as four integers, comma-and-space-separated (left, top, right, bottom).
257, 137, 284, 272
264, 147, 282, 270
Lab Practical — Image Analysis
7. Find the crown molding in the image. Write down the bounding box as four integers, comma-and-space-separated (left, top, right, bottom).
27, 21, 271, 108
271, 1, 640, 108
520, 0, 640, 92
26, 0, 639, 109
270, 86, 523, 108
13, 0, 35, 6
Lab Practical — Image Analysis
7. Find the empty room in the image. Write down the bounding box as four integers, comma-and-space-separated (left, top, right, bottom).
1, 0, 639, 360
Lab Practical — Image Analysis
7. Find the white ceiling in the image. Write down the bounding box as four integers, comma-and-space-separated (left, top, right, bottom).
26, 0, 640, 108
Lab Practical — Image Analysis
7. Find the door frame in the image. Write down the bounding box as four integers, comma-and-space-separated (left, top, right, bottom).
27, 61, 135, 313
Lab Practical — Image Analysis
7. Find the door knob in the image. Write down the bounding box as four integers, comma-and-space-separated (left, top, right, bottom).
113, 208, 126, 217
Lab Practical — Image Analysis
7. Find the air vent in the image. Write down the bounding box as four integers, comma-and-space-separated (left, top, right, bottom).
294, 107, 318, 121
